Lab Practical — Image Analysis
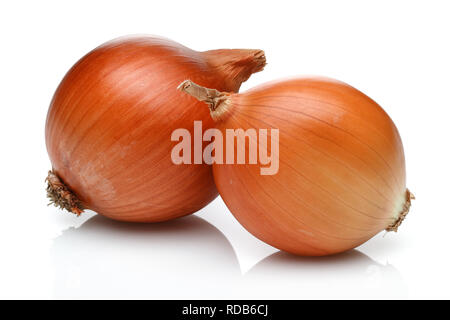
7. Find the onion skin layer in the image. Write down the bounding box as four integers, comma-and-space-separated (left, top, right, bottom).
183, 77, 410, 256
45, 36, 265, 222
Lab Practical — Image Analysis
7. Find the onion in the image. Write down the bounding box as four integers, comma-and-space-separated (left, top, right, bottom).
179, 77, 413, 256
45, 35, 266, 222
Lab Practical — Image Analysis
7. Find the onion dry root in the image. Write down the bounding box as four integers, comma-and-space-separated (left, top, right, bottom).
46, 170, 83, 215
385, 189, 415, 232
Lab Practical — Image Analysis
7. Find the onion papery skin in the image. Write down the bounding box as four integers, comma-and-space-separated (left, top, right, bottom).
183, 77, 410, 256
45, 35, 265, 222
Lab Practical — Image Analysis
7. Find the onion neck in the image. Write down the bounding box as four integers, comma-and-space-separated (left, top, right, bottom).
202, 49, 266, 92
177, 80, 233, 121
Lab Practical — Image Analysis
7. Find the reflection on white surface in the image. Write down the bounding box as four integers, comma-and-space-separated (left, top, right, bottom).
51, 214, 240, 299
245, 250, 407, 299
51, 213, 406, 299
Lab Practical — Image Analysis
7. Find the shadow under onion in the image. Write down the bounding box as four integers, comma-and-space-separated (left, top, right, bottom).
51, 214, 240, 299
245, 249, 407, 299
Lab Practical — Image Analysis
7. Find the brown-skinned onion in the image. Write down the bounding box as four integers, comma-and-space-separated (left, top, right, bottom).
179, 77, 413, 256
45, 35, 265, 222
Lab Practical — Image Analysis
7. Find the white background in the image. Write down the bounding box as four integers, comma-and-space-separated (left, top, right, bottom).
0, 0, 449, 299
